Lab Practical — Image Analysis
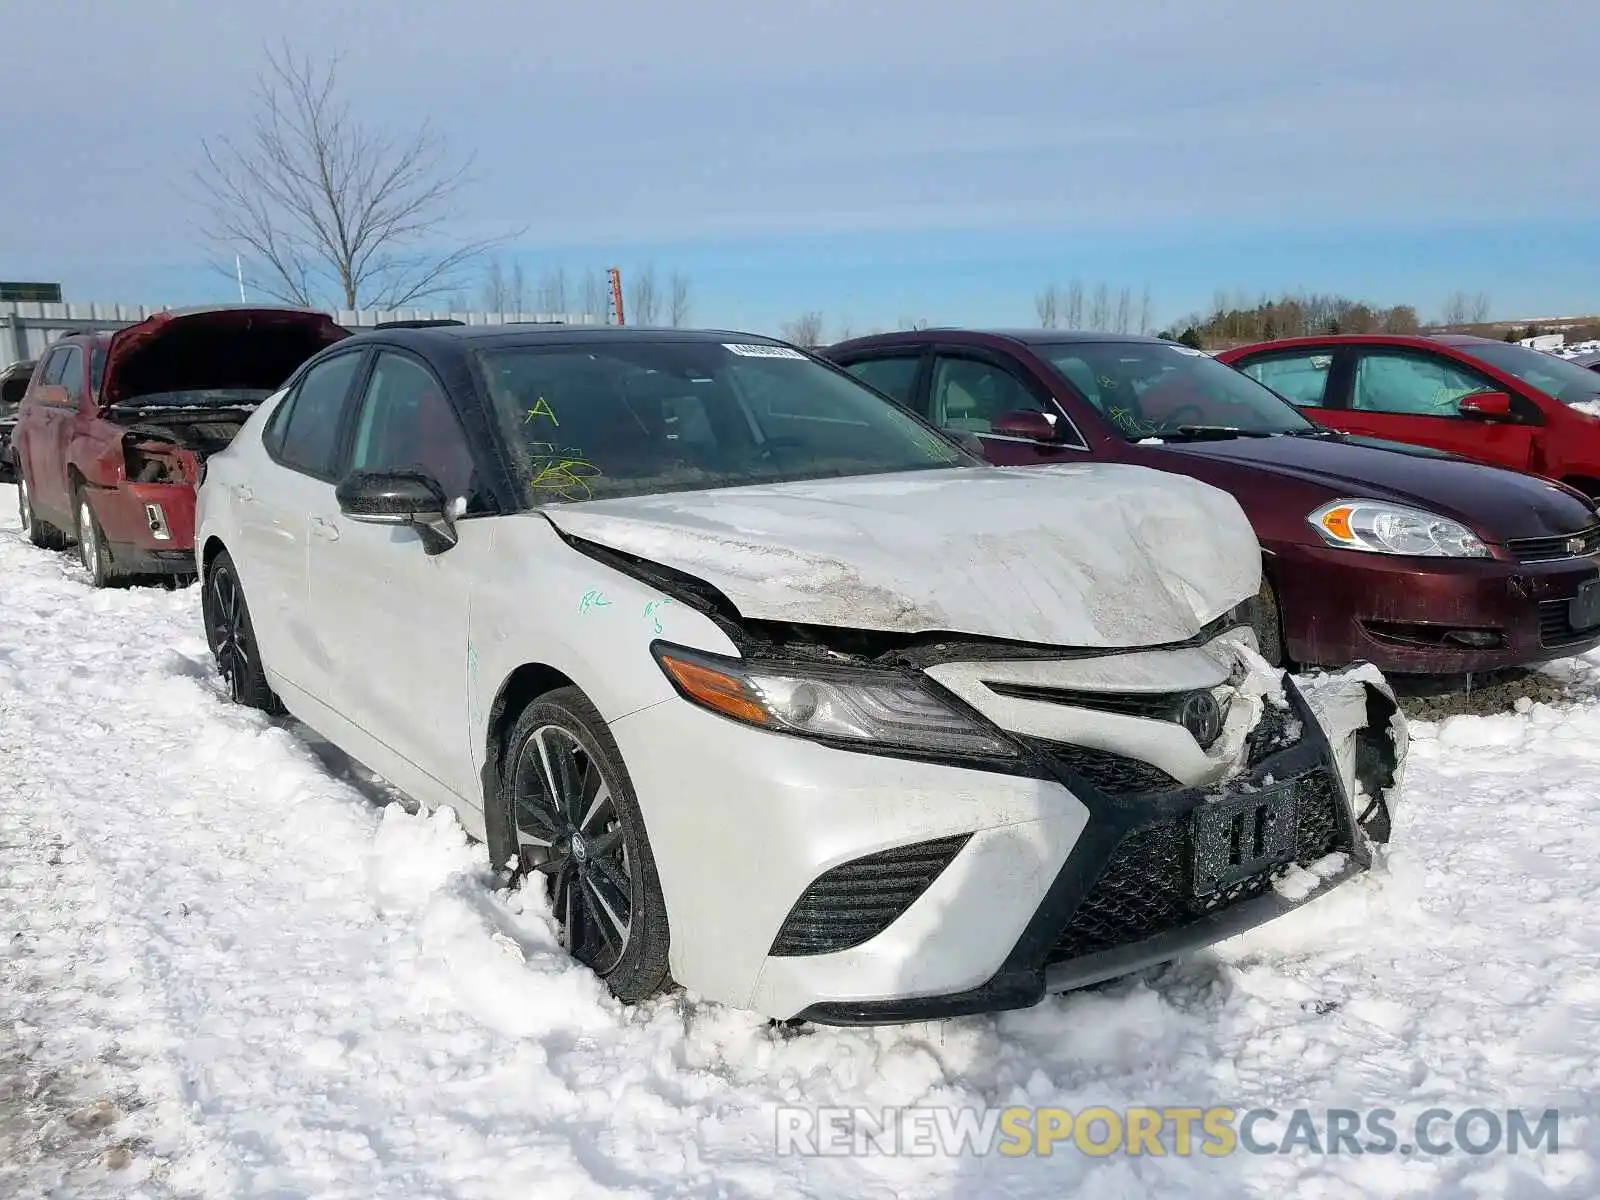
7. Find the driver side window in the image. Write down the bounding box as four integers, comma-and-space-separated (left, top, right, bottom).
1352, 352, 1495, 417
349, 352, 485, 512
929, 355, 1048, 434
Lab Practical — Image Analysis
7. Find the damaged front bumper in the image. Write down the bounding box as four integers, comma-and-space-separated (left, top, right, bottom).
799, 666, 1406, 1025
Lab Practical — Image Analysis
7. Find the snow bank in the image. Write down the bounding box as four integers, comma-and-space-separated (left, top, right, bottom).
1, 483, 1596, 1198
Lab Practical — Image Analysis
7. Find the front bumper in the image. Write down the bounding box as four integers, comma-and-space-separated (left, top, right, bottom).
86, 481, 199, 571
1273, 540, 1600, 674
611, 649, 1403, 1023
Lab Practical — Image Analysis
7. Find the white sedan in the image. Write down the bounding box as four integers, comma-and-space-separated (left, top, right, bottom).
194, 325, 1406, 1023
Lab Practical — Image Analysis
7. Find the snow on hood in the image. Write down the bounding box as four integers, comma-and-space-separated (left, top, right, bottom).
542, 464, 1261, 647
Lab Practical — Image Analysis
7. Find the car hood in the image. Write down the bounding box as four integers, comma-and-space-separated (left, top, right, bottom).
539, 464, 1261, 647
101, 306, 347, 407
1153, 433, 1597, 540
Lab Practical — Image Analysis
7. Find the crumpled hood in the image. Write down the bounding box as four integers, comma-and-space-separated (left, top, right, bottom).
541, 464, 1261, 647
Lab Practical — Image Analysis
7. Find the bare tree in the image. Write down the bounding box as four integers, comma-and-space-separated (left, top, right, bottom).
1468, 291, 1491, 324
1113, 286, 1133, 334
897, 315, 931, 331
1088, 283, 1111, 331
581, 270, 608, 322
1137, 285, 1154, 336
630, 264, 661, 325
835, 316, 855, 341
1035, 284, 1060, 329
536, 267, 568, 314
480, 255, 528, 313
668, 270, 692, 327
1064, 281, 1084, 329
192, 44, 512, 309
782, 311, 826, 346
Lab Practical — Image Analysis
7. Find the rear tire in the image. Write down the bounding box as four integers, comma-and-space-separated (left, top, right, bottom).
499, 687, 671, 1003
75, 488, 120, 588
18, 475, 69, 550
202, 550, 279, 711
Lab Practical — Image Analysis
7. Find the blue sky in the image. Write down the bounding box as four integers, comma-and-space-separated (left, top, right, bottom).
1, 0, 1595, 336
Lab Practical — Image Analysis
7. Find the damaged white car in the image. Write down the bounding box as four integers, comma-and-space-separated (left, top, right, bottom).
194, 325, 1407, 1023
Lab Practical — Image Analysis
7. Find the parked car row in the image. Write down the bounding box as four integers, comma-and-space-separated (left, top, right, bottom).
7, 310, 1412, 1023
823, 330, 1600, 677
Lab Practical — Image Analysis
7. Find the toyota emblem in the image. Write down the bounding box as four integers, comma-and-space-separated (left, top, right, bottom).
1180, 691, 1224, 748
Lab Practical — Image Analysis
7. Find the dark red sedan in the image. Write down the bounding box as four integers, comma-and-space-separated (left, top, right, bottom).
1218, 334, 1600, 496
823, 330, 1600, 677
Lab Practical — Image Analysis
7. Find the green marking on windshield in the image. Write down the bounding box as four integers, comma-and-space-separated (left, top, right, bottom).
579, 590, 611, 614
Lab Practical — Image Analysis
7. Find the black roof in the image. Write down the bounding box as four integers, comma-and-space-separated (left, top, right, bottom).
343, 323, 793, 348
972, 329, 1173, 346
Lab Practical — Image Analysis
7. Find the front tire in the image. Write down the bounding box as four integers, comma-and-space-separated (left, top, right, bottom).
499, 687, 671, 1002
202, 550, 279, 711
75, 489, 119, 588
1253, 576, 1286, 668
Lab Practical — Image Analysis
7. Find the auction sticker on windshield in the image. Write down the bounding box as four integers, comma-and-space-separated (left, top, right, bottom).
724, 344, 807, 359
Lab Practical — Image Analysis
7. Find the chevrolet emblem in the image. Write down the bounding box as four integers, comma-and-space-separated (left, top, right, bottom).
1568, 536, 1588, 555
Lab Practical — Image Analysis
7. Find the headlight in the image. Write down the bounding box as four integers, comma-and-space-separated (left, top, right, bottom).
651, 643, 1019, 758
1307, 499, 1490, 558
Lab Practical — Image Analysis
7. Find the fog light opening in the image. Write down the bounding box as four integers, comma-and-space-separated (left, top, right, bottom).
1442, 629, 1502, 649
144, 503, 172, 541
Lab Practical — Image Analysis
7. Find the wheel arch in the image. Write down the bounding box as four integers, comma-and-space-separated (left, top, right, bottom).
199, 535, 229, 580
479, 662, 579, 871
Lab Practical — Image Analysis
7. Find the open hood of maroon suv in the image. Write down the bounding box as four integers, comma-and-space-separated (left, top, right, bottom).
100, 305, 347, 408
1156, 432, 1596, 542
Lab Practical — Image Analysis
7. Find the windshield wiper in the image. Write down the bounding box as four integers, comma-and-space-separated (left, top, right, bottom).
1281, 426, 1341, 438
1160, 425, 1273, 442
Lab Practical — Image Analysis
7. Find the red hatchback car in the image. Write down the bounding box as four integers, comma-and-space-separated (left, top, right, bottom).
824, 330, 1600, 678
1218, 335, 1600, 497
13, 306, 346, 585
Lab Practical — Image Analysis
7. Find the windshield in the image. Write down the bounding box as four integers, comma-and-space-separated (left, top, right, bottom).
1461, 342, 1600, 405
1039, 342, 1316, 439
478, 340, 974, 504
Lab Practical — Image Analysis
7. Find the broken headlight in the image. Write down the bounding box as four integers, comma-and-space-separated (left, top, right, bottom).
652, 643, 1019, 759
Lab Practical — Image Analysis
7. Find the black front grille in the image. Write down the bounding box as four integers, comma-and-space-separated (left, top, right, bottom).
1245, 702, 1303, 767
1046, 769, 1346, 964
1045, 745, 1183, 795
1509, 526, 1600, 563
769, 834, 971, 956
1538, 598, 1600, 648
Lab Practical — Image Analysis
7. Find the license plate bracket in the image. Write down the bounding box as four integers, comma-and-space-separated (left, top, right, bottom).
1570, 578, 1600, 632
1190, 783, 1300, 897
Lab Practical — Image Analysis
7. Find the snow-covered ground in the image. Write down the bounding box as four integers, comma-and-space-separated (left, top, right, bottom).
1, 480, 1597, 1199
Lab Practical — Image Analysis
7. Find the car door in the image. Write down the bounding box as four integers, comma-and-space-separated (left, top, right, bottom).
924, 348, 1088, 465
243, 348, 369, 702
16, 349, 63, 510
308, 348, 479, 800
1329, 347, 1537, 469
33, 347, 82, 520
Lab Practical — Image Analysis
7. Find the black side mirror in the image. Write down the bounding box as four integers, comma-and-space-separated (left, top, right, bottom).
335, 469, 458, 553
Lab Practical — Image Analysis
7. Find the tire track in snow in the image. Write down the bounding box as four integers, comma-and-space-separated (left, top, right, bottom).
1, 483, 1598, 1198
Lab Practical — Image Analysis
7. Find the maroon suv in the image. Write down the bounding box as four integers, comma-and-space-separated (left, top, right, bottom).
823, 330, 1600, 676
13, 305, 345, 585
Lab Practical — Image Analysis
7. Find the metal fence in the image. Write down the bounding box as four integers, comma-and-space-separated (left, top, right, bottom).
0, 301, 599, 365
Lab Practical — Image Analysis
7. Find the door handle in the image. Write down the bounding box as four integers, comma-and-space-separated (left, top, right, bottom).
233, 484, 254, 503
310, 516, 340, 541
